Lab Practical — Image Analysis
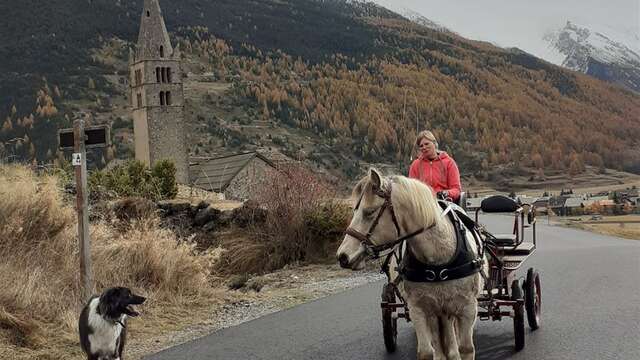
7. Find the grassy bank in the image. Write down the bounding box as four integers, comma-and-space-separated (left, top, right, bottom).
0, 164, 351, 359
554, 215, 640, 240
0, 165, 221, 359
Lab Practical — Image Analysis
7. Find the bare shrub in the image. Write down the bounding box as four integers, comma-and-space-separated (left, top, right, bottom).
230, 200, 267, 227
0, 165, 210, 353
217, 163, 351, 274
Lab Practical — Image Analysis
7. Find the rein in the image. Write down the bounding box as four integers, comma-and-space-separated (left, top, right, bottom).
346, 226, 428, 258
345, 183, 435, 259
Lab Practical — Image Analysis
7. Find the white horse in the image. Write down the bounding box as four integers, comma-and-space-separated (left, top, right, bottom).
337, 168, 486, 360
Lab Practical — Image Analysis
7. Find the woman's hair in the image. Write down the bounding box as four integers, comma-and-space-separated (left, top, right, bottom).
416, 130, 438, 148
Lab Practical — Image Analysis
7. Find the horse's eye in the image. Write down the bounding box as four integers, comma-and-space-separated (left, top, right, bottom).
362, 208, 376, 218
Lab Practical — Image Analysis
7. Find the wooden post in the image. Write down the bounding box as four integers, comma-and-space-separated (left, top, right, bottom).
73, 119, 93, 300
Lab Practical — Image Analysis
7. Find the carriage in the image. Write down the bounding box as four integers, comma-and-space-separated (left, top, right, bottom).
379, 194, 542, 352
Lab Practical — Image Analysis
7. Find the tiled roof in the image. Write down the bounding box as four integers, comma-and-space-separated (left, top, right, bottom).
533, 196, 550, 205
189, 152, 275, 192
518, 196, 538, 205
564, 197, 585, 208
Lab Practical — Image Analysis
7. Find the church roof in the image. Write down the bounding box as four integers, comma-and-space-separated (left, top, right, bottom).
135, 0, 174, 61
189, 152, 277, 192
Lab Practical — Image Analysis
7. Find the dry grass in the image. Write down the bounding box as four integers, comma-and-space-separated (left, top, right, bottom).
216, 164, 351, 275
557, 215, 640, 240
0, 165, 218, 359
585, 215, 639, 222
578, 223, 640, 240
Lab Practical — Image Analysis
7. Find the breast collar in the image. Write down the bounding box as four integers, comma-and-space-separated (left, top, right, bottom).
399, 201, 484, 282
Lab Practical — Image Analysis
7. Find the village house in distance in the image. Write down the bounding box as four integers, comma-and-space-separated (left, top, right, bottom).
190, 152, 279, 201
129, 0, 189, 184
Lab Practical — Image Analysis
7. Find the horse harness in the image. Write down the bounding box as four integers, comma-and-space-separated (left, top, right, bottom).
345, 183, 484, 283
400, 201, 484, 282
345, 183, 429, 259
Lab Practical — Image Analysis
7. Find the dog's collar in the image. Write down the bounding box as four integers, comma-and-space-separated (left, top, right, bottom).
115, 319, 126, 328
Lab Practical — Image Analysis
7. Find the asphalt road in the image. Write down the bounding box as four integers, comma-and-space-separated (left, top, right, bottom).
146, 215, 640, 360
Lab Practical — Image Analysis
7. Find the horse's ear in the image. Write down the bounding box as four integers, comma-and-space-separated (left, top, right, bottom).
369, 168, 382, 189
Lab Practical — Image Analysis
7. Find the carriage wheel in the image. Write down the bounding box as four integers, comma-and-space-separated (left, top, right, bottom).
511, 279, 525, 351
525, 268, 542, 330
381, 283, 398, 353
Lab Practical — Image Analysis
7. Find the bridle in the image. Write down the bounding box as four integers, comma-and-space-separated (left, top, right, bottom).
344, 182, 433, 259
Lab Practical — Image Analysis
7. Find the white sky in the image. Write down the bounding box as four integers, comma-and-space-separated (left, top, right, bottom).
372, 0, 640, 61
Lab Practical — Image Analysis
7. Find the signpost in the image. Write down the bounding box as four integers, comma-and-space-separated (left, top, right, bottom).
59, 124, 110, 150
59, 118, 110, 300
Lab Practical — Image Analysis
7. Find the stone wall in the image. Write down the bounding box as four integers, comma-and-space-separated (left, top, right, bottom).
153, 198, 267, 234
147, 106, 189, 183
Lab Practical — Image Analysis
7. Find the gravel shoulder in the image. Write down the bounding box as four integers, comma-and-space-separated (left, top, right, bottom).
129, 265, 384, 359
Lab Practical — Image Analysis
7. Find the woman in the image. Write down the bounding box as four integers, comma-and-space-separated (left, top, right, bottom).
408, 130, 462, 202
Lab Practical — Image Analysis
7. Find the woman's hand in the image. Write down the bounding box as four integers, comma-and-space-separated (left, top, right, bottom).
436, 190, 450, 200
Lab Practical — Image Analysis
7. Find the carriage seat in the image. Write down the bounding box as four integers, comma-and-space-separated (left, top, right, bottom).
480, 195, 520, 213
495, 241, 535, 255
508, 242, 535, 255
491, 233, 517, 246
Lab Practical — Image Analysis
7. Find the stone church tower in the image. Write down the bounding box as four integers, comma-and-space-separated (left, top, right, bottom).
130, 0, 189, 183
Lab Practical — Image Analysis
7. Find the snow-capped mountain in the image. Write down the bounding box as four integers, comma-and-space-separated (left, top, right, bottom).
369, 1, 452, 33
544, 21, 640, 92
370, 1, 640, 92
400, 8, 453, 34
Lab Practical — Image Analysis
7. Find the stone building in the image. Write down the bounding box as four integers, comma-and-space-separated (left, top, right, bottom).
129, 0, 189, 183
190, 152, 279, 201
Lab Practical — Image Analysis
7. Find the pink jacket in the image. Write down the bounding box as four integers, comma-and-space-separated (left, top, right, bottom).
408, 151, 461, 201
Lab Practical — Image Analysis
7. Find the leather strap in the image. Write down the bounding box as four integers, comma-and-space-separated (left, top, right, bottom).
402, 257, 484, 282
399, 201, 484, 283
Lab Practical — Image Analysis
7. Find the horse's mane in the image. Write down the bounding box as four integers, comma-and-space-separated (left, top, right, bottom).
391, 176, 440, 228
352, 172, 440, 228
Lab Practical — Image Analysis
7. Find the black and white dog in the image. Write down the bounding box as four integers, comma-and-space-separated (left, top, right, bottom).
79, 287, 146, 360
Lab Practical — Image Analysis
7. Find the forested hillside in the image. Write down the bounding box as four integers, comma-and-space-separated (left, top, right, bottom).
1, 0, 639, 177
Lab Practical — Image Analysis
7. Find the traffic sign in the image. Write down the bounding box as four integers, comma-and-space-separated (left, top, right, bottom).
72, 153, 82, 166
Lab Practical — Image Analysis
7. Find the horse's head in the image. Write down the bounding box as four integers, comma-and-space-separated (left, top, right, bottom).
337, 168, 401, 270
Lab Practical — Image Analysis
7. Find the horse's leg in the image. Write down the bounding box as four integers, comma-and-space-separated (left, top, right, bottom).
457, 302, 478, 360
440, 315, 461, 360
429, 315, 447, 360
410, 306, 439, 360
